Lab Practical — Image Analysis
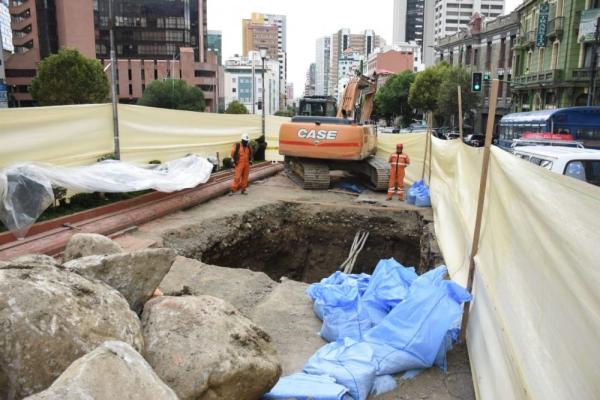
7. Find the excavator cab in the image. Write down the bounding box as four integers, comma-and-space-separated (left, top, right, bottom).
297, 96, 338, 117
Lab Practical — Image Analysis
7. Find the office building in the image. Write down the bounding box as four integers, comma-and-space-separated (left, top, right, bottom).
315, 36, 331, 96
0, 0, 10, 108
223, 53, 279, 115
304, 63, 316, 97
434, 0, 505, 40
207, 30, 222, 65
4, 0, 219, 109
285, 83, 294, 107
329, 29, 385, 97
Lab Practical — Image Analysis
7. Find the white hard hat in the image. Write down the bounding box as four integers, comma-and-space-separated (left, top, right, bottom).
241, 134, 249, 141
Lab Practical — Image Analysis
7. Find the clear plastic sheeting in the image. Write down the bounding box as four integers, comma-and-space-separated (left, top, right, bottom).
0, 155, 214, 238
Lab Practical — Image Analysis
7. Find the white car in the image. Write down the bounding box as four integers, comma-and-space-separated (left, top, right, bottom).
512, 146, 600, 186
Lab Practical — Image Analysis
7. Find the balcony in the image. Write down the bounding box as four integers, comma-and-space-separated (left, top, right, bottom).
517, 31, 536, 49
513, 69, 564, 87
571, 68, 592, 81
547, 17, 564, 39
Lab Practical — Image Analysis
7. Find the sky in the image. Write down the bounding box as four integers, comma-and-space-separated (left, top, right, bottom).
208, 0, 521, 101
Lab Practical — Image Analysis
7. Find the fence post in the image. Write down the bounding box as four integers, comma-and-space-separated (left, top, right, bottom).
460, 78, 499, 341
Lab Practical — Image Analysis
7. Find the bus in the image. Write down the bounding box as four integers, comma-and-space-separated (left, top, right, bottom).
498, 107, 600, 149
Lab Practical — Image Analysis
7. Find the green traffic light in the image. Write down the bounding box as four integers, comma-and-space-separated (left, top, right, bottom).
474, 84, 480, 90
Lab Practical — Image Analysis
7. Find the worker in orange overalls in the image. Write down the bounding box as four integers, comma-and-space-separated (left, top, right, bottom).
387, 143, 410, 201
230, 133, 253, 195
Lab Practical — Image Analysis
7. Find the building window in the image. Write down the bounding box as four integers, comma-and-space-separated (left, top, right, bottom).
498, 38, 506, 68
128, 69, 132, 80
142, 84, 146, 92
154, 69, 158, 80
141, 69, 145, 80
128, 84, 133, 96
527, 50, 533, 73
232, 88, 236, 93
551, 41, 559, 69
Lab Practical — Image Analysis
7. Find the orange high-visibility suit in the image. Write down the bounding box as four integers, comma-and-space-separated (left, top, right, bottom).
231, 142, 252, 193
388, 148, 410, 200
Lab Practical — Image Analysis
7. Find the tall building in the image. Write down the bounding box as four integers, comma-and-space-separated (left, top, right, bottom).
315, 36, 330, 96
329, 29, 385, 97
242, 12, 287, 109
223, 53, 279, 115
433, 0, 505, 40
207, 30, 222, 65
4, 0, 219, 109
304, 63, 316, 97
285, 83, 294, 107
393, 0, 436, 67
0, 0, 10, 108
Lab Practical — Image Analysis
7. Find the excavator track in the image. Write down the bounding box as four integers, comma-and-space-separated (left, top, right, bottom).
285, 157, 330, 190
363, 156, 390, 191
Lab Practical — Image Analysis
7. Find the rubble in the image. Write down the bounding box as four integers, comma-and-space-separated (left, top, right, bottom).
63, 233, 124, 261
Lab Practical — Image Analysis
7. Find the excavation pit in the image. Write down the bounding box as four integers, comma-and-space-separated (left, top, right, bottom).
162, 202, 442, 282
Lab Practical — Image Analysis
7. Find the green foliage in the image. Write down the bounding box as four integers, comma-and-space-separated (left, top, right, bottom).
437, 66, 481, 127
31, 48, 109, 106
274, 106, 296, 117
225, 100, 249, 114
148, 160, 162, 165
97, 153, 117, 162
375, 71, 416, 126
408, 62, 451, 112
138, 79, 205, 111
222, 157, 234, 169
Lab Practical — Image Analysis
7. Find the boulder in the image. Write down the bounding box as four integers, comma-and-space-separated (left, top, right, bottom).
8, 254, 58, 269
63, 248, 176, 313
63, 233, 123, 262
24, 341, 177, 400
0, 265, 143, 400
159, 256, 276, 316
142, 295, 281, 400
251, 278, 326, 374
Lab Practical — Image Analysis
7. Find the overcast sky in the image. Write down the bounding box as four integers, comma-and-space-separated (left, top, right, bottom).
208, 0, 521, 100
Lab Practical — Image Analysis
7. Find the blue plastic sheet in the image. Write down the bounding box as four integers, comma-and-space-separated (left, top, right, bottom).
262, 373, 348, 400
318, 284, 372, 342
304, 338, 376, 400
407, 180, 431, 207
361, 258, 418, 325
307, 271, 370, 321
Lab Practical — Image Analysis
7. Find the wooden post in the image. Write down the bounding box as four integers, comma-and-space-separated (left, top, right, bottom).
427, 112, 433, 185
458, 86, 464, 140
421, 111, 432, 181
460, 79, 499, 342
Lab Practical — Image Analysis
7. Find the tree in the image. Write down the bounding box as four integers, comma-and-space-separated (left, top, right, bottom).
31, 48, 109, 106
437, 66, 481, 127
274, 105, 296, 117
225, 100, 249, 114
374, 71, 416, 127
138, 79, 205, 111
408, 62, 451, 113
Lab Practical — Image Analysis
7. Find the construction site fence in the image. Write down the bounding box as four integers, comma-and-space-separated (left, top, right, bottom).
1, 104, 600, 399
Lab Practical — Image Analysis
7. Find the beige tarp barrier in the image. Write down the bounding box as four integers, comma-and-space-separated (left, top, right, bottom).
2, 103, 600, 398
430, 137, 600, 400
0, 104, 288, 167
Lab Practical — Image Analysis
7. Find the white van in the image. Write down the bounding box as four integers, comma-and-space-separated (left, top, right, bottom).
512, 146, 600, 186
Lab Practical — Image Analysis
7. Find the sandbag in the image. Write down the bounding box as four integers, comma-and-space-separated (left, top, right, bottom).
361, 258, 418, 325
262, 373, 348, 400
304, 338, 376, 400
318, 284, 372, 342
307, 271, 370, 321
364, 267, 472, 375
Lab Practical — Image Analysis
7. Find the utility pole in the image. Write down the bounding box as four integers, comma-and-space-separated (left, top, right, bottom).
251, 52, 256, 114
587, 17, 600, 106
261, 53, 266, 139
108, 0, 120, 160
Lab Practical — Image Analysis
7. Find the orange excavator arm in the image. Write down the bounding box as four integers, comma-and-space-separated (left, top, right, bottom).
336, 75, 377, 124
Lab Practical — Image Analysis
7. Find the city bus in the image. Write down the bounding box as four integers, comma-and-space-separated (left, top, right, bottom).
498, 107, 600, 149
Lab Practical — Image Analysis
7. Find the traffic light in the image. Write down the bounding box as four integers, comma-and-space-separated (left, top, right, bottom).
483, 72, 491, 81
472, 72, 483, 92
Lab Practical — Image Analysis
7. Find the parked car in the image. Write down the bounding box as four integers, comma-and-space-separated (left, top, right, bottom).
512, 146, 600, 186
445, 132, 460, 140
379, 126, 400, 133
464, 134, 485, 147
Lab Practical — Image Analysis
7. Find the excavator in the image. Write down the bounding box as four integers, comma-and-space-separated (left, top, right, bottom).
279, 75, 389, 190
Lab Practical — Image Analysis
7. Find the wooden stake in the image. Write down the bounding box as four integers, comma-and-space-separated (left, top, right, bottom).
460, 79, 499, 342
427, 112, 433, 185
458, 86, 464, 140
421, 111, 432, 181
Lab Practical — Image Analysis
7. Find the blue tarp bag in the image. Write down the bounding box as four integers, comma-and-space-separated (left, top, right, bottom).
307, 272, 370, 321
361, 258, 418, 325
407, 180, 425, 205
319, 284, 372, 342
415, 186, 431, 207
304, 338, 376, 400
262, 373, 348, 400
364, 267, 472, 375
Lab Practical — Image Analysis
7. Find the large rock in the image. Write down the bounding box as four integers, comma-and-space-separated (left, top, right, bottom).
63, 249, 176, 313
24, 341, 177, 400
142, 295, 281, 400
0, 265, 143, 400
159, 256, 276, 316
63, 233, 123, 262
251, 278, 326, 374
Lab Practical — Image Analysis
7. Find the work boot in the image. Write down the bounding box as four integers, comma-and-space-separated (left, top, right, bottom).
241, 190, 248, 195
386, 195, 392, 201
228, 190, 235, 196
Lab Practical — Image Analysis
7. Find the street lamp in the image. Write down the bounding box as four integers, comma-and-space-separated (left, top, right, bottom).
107, 0, 120, 159
259, 47, 268, 140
